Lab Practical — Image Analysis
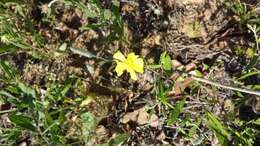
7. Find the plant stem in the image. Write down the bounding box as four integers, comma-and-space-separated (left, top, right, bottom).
0, 109, 16, 114
191, 76, 260, 96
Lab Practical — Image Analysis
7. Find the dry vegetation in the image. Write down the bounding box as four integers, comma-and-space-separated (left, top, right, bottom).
0, 0, 260, 145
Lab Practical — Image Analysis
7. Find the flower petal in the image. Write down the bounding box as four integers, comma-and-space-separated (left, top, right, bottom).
131, 58, 144, 73
126, 53, 144, 74
127, 67, 138, 80
113, 51, 126, 61
115, 62, 127, 76
127, 53, 138, 61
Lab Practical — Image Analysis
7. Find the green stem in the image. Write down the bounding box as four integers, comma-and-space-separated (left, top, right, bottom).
0, 108, 17, 114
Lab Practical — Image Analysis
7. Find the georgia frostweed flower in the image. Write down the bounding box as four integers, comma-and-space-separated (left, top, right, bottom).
113, 51, 144, 80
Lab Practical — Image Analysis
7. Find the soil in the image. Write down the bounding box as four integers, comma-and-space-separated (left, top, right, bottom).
0, 0, 259, 145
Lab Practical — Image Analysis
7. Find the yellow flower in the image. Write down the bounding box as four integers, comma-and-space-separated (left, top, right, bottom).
113, 51, 144, 80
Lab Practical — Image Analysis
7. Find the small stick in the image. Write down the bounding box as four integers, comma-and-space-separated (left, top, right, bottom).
48, 0, 59, 7
191, 76, 260, 96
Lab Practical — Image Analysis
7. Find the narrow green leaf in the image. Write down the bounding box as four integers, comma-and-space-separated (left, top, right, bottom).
157, 79, 174, 109
237, 71, 259, 80
0, 61, 17, 79
253, 118, 260, 126
45, 112, 60, 134
167, 99, 185, 125
206, 112, 231, 146
109, 133, 130, 146
17, 81, 36, 98
9, 114, 36, 131
15, 5, 25, 17
188, 125, 197, 138
0, 90, 16, 99
245, 56, 257, 70
0, 45, 17, 53
0, 90, 17, 104
60, 77, 76, 97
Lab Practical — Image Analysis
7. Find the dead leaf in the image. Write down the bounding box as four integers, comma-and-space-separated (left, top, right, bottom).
212, 41, 227, 49
173, 82, 182, 95
142, 34, 162, 47
141, 47, 150, 57
96, 125, 108, 135
156, 131, 166, 141
165, 0, 176, 8
178, 0, 205, 5
170, 72, 180, 81
120, 107, 159, 127
149, 114, 159, 127
172, 77, 194, 95
136, 108, 149, 125
121, 3, 136, 13
172, 59, 183, 68
141, 34, 162, 56
185, 62, 196, 72
95, 125, 109, 140
18, 142, 27, 146
181, 77, 194, 89
224, 99, 234, 112
182, 21, 202, 38
120, 110, 138, 124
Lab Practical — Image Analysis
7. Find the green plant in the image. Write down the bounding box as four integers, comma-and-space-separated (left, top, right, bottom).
0, 1, 44, 55
0, 60, 131, 145
224, 0, 258, 26
160, 51, 172, 72
206, 112, 231, 146
167, 99, 185, 125
206, 112, 259, 146
65, 0, 124, 43
0, 61, 88, 145
156, 78, 174, 109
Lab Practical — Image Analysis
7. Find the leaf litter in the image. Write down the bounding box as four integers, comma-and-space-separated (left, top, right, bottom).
0, 0, 260, 145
